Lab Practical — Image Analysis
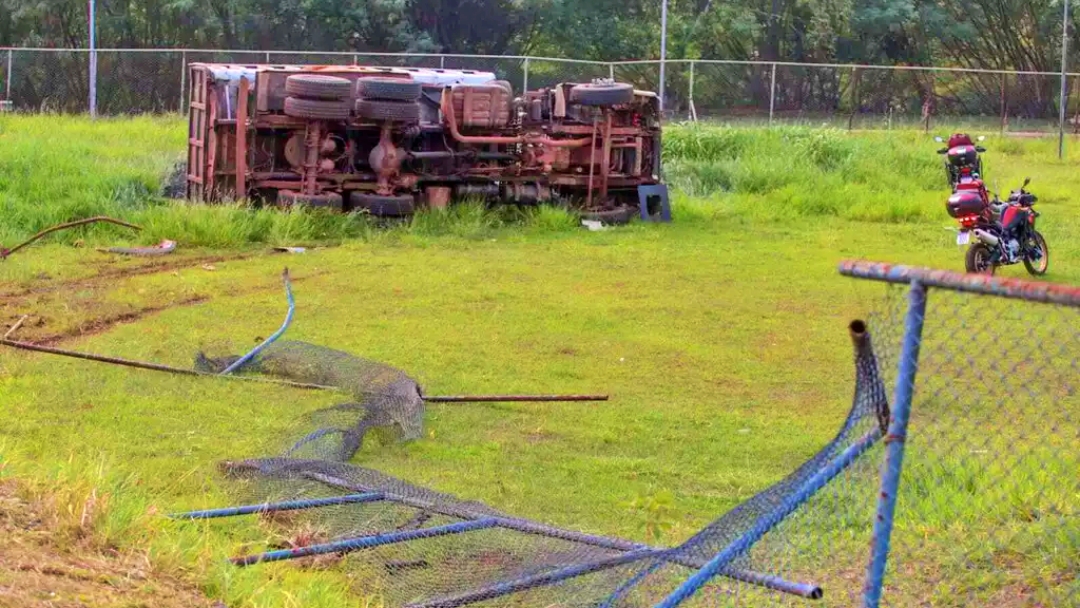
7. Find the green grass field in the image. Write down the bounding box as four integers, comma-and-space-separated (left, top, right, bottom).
0, 115, 1077, 607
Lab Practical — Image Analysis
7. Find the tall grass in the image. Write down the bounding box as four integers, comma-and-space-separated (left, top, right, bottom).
0, 114, 1070, 249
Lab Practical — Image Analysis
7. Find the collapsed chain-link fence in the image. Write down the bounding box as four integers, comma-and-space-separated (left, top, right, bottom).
3, 48, 1080, 133
170, 261, 1077, 607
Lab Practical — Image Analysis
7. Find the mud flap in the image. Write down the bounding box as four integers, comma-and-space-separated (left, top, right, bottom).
637, 184, 671, 222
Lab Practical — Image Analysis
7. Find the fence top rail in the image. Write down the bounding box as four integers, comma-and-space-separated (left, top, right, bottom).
0, 47, 609, 66
839, 260, 1080, 307
3, 47, 1079, 76
612, 58, 1080, 78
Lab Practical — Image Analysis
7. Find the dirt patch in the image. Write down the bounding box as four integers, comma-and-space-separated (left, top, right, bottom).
0, 479, 221, 608
31, 295, 212, 346
0, 253, 256, 300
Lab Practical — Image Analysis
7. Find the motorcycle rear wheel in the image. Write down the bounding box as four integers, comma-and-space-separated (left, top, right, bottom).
1022, 230, 1049, 276
965, 243, 996, 275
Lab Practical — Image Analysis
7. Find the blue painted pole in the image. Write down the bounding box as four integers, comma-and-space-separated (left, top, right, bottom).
406, 549, 660, 608
221, 268, 295, 375
862, 280, 928, 608
652, 428, 883, 608
231, 517, 500, 566
169, 492, 384, 520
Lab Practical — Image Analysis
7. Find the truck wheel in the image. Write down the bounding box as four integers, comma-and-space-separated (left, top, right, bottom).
285, 74, 352, 100
354, 99, 421, 124
278, 190, 344, 210
569, 82, 635, 106
356, 77, 423, 102
350, 192, 416, 217
283, 96, 351, 120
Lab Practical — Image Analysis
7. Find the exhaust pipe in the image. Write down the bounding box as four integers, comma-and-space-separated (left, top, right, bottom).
974, 229, 999, 246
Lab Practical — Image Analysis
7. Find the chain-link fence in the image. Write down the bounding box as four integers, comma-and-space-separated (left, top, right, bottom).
842, 260, 1079, 608
2, 48, 1080, 133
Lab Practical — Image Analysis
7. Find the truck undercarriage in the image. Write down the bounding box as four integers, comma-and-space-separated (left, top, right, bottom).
185, 63, 666, 221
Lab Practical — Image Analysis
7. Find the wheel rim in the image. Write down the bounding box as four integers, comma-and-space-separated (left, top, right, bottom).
973, 247, 993, 274
1028, 234, 1049, 273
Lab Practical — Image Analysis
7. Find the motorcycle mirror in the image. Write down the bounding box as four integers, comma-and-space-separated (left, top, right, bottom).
933, 136, 944, 143
1023, 176, 1031, 187
977, 135, 986, 142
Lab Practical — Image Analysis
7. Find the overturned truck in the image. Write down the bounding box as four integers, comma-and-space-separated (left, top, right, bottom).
185, 63, 667, 221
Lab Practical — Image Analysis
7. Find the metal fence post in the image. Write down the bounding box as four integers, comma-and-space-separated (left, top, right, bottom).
1058, 0, 1070, 159
4, 49, 11, 102
265, 52, 271, 63
688, 61, 696, 121
769, 62, 777, 126
861, 279, 928, 608
89, 0, 98, 118
609, 63, 615, 80
353, 54, 359, 66
440, 55, 445, 69
179, 51, 187, 114
523, 57, 530, 93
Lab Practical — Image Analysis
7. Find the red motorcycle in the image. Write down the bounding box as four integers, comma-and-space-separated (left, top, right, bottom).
934, 133, 987, 189
946, 177, 1049, 275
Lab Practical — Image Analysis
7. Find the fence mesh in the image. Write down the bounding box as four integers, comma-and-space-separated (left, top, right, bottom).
187, 313, 901, 608
177, 265, 1079, 608
865, 280, 1080, 607
2, 48, 1078, 131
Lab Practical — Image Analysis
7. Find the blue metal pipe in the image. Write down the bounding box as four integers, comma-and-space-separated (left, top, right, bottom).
169, 492, 385, 520
231, 517, 500, 566
651, 428, 882, 608
862, 280, 928, 608
286, 465, 825, 601
221, 268, 295, 375
405, 548, 661, 608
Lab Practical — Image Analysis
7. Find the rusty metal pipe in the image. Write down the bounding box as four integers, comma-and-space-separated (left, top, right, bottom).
424, 394, 608, 403
439, 88, 592, 149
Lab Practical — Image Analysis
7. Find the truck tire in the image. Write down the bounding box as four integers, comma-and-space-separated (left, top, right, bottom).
581, 205, 637, 225
285, 74, 352, 100
278, 189, 344, 210
354, 99, 421, 124
569, 82, 635, 107
350, 192, 416, 217
356, 77, 423, 102
494, 80, 513, 94
283, 96, 351, 120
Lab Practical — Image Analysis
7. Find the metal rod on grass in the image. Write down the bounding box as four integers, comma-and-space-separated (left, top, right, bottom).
0, 338, 337, 391
170, 492, 385, 520
425, 394, 608, 403
1, 216, 141, 259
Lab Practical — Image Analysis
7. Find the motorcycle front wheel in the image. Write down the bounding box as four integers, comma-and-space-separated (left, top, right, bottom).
965, 243, 996, 275
1022, 230, 1049, 276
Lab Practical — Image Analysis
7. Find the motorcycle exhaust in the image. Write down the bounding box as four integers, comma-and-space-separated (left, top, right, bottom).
974, 229, 1000, 246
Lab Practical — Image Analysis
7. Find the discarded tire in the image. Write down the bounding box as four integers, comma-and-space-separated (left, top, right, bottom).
350, 192, 416, 217
569, 82, 635, 107
581, 205, 637, 225
355, 99, 421, 123
356, 77, 423, 102
283, 96, 351, 120
278, 190, 344, 210
285, 74, 352, 100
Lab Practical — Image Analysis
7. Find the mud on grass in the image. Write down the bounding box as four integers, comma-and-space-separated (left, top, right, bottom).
0, 477, 221, 608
